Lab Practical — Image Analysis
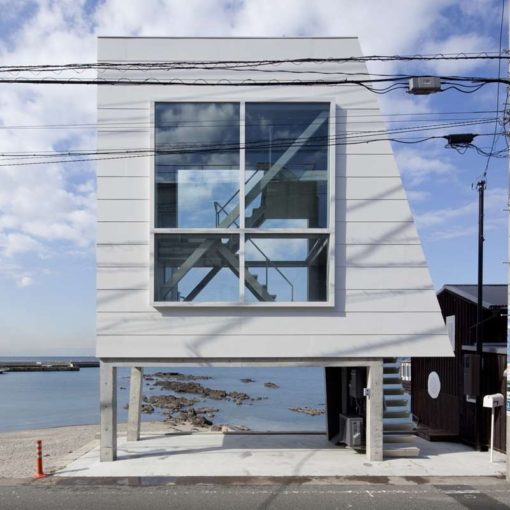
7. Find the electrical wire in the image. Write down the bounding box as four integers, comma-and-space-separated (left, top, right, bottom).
481, 0, 506, 179
0, 77, 504, 88
0, 52, 506, 74
0, 131, 505, 167
0, 118, 499, 157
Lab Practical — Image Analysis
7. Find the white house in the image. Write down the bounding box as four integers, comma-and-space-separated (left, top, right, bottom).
96, 36, 453, 462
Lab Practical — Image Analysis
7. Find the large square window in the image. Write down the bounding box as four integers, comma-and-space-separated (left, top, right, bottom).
153, 101, 333, 305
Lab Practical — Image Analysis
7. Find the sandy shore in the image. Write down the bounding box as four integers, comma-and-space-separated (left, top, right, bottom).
0, 421, 197, 478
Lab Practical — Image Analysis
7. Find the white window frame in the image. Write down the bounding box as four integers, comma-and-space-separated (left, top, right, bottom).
150, 99, 335, 308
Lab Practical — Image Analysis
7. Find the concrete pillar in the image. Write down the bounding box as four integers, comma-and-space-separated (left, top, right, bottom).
100, 362, 117, 462
366, 359, 383, 461
127, 367, 144, 442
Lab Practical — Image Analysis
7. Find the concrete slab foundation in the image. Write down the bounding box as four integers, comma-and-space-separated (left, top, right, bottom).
56, 433, 506, 478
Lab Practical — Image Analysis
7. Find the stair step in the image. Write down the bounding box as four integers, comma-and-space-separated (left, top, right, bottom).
383, 376, 401, 384
383, 434, 416, 443
385, 394, 409, 402
384, 416, 414, 424
385, 401, 409, 410
383, 362, 399, 369
384, 409, 411, 419
384, 445, 420, 458
384, 388, 405, 396
384, 422, 414, 432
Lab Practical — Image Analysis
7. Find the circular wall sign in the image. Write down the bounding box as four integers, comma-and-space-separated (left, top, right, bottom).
427, 371, 441, 399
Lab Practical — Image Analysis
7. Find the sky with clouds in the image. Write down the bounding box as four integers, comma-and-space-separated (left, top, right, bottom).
0, 0, 507, 355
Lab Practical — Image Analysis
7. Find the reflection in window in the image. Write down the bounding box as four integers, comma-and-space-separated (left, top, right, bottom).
244, 235, 329, 302
245, 103, 329, 229
155, 103, 240, 228
155, 234, 240, 302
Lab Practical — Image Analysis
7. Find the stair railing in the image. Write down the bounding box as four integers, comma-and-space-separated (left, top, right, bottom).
213, 170, 259, 227
210, 206, 295, 301
246, 237, 295, 302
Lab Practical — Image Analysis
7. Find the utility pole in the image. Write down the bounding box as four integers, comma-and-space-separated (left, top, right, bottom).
475, 179, 485, 452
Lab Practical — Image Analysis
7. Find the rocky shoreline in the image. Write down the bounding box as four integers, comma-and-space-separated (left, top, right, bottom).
123, 372, 325, 432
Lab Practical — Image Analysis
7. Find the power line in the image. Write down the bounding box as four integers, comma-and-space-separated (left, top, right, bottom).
0, 116, 496, 133
0, 118, 499, 156
481, 0, 506, 179
0, 52, 506, 74
0, 131, 505, 167
0, 76, 504, 89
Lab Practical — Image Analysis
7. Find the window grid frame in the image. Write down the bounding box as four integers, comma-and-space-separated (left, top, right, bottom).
150, 99, 335, 308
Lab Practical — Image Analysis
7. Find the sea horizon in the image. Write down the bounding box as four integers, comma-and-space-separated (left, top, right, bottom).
0, 360, 327, 434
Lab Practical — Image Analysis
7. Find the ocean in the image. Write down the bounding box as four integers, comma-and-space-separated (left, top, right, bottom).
0, 357, 326, 433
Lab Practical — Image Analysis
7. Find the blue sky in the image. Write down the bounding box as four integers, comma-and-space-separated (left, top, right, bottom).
0, 0, 507, 355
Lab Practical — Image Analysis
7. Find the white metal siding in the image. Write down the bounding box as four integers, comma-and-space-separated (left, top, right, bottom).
96, 37, 452, 359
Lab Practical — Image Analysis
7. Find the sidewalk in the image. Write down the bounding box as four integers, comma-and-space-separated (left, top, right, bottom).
55, 432, 506, 478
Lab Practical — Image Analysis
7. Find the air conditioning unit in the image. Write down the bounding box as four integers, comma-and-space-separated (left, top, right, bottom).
339, 414, 363, 447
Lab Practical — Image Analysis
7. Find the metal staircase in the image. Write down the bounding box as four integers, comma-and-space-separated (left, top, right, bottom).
383, 359, 420, 458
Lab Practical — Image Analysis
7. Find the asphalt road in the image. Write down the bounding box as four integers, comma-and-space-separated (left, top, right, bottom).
2, 479, 510, 510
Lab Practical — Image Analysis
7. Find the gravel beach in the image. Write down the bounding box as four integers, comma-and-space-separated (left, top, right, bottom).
0, 421, 187, 478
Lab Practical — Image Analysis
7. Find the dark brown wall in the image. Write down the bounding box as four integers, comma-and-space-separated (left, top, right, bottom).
411, 289, 507, 451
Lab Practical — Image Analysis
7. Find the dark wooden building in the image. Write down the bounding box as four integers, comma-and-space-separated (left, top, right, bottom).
411, 284, 507, 451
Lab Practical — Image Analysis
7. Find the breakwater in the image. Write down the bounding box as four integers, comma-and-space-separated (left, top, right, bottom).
0, 360, 99, 372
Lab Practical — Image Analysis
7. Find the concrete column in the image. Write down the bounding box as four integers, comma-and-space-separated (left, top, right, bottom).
127, 367, 144, 442
100, 362, 117, 462
366, 360, 383, 461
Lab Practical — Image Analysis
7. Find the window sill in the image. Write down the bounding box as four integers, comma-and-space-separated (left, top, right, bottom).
152, 301, 335, 308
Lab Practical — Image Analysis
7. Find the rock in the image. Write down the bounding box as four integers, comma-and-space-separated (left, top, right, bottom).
144, 376, 154, 381
153, 371, 211, 381
141, 404, 155, 414
144, 394, 198, 413
207, 388, 228, 400
264, 382, 279, 389
175, 408, 213, 427
120, 386, 126, 390
195, 407, 219, 414
232, 425, 251, 432
241, 378, 255, 383
154, 380, 250, 403
289, 406, 325, 416
123, 404, 129, 410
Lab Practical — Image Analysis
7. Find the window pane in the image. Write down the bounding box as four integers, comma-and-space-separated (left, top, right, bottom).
245, 103, 329, 229
244, 235, 329, 302
155, 103, 240, 228
155, 234, 240, 302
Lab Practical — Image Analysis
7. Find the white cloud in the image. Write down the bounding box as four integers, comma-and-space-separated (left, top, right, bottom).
415, 186, 507, 241
416, 202, 475, 228
0, 232, 45, 257
407, 190, 431, 203
396, 148, 456, 186
0, 0, 502, 279
421, 33, 495, 74
17, 274, 33, 287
